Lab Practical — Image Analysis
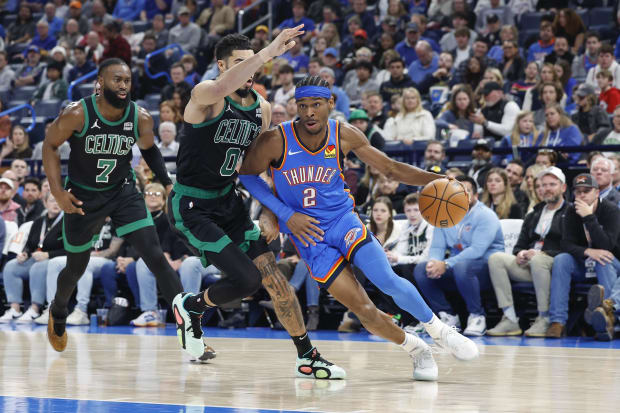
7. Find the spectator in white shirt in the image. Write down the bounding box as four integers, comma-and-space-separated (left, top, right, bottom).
157, 122, 179, 174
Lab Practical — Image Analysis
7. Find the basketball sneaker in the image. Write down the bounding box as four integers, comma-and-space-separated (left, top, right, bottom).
410, 338, 438, 381
0, 307, 22, 323
35, 308, 49, 325
463, 314, 486, 336
432, 319, 479, 361
47, 301, 68, 352
438, 311, 461, 331
189, 341, 217, 363
296, 348, 346, 379
172, 293, 205, 358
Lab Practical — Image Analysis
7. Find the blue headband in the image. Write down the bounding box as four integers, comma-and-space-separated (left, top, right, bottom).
295, 85, 331, 100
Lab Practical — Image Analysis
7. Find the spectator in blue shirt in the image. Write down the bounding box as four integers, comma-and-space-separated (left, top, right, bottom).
41, 3, 64, 38
346, 0, 377, 40
414, 176, 505, 337
142, 0, 171, 20
282, 40, 309, 73
273, 0, 314, 44
29, 21, 57, 54
527, 22, 555, 63
395, 22, 422, 67
113, 0, 146, 22
534, 104, 583, 164
408, 41, 438, 85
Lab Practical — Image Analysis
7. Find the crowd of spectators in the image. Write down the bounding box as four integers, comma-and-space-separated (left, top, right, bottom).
0, 0, 620, 340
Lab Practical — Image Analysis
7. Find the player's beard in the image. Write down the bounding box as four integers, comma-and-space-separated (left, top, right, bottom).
103, 86, 131, 109
235, 79, 254, 98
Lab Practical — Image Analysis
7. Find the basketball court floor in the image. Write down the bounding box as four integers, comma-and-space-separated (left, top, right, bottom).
1, 323, 619, 412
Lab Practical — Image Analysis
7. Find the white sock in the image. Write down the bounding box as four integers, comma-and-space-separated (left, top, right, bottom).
503, 306, 518, 323
422, 314, 443, 340
400, 332, 424, 355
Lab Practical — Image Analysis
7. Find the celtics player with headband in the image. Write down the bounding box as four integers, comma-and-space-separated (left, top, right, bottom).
42, 58, 190, 353
170, 28, 345, 378
239, 76, 479, 381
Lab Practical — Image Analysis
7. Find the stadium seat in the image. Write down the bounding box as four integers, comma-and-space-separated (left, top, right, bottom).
34, 99, 62, 118
518, 12, 543, 31
12, 86, 38, 101
132, 21, 151, 33
76, 83, 96, 99
20, 116, 47, 145
589, 7, 613, 31
576, 9, 589, 27
7, 100, 32, 118
446, 139, 474, 169
144, 94, 161, 110
151, 110, 160, 130
1, 14, 17, 28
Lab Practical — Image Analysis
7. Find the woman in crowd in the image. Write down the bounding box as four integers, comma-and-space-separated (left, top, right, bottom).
499, 111, 539, 165
488, 25, 519, 62
554, 59, 576, 111
475, 68, 504, 106
0, 125, 33, 161
522, 63, 562, 112
510, 61, 539, 106
571, 85, 611, 147
462, 56, 486, 91
521, 163, 545, 213
532, 82, 565, 130
355, 164, 382, 207
319, 23, 340, 50
535, 104, 583, 164
552, 9, 586, 53
310, 36, 328, 60
499, 40, 525, 83
159, 100, 183, 134
481, 168, 524, 219
369, 196, 400, 247
384, 88, 436, 144
436, 85, 476, 137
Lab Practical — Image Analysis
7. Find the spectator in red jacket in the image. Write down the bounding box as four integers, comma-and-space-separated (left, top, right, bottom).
597, 69, 620, 114
101, 21, 131, 66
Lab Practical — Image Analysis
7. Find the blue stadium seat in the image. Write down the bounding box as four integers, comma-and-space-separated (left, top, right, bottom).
34, 99, 62, 118
446, 139, 474, 169
12, 86, 38, 101
1, 14, 17, 27
589, 7, 613, 31
144, 94, 161, 110
518, 12, 543, 31
20, 116, 47, 144
7, 100, 31, 118
576, 9, 589, 27
133, 21, 151, 33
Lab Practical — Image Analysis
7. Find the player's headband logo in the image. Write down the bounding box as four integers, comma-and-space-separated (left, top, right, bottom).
295, 86, 331, 100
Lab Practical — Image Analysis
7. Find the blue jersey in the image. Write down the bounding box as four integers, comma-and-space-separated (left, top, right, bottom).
271, 120, 355, 232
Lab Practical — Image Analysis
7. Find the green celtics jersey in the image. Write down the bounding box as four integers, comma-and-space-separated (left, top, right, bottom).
68, 94, 139, 191
176, 89, 263, 190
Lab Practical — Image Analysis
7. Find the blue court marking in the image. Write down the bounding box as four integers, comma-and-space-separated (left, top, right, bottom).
1, 324, 619, 349
0, 396, 308, 413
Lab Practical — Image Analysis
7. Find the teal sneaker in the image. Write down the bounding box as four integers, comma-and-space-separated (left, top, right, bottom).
296, 348, 346, 379
173, 293, 205, 358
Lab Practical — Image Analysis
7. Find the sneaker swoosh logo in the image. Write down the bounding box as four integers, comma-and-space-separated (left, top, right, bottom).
288, 150, 303, 155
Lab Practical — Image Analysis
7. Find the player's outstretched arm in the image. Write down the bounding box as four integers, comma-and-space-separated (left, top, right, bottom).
136, 106, 173, 192
341, 122, 444, 187
191, 25, 304, 108
43, 101, 85, 215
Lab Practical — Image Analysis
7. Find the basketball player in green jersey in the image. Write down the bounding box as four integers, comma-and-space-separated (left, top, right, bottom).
170, 27, 345, 378
42, 58, 191, 353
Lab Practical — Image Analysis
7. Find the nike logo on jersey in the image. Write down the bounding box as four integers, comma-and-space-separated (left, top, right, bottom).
92, 119, 101, 129
288, 150, 303, 155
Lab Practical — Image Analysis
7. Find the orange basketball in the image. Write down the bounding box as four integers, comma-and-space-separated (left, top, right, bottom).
419, 178, 469, 228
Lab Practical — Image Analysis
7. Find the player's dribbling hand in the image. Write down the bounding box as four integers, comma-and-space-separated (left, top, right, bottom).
287, 212, 324, 247
56, 189, 84, 215
264, 24, 305, 58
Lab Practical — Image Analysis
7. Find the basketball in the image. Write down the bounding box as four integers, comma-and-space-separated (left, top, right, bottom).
419, 178, 469, 228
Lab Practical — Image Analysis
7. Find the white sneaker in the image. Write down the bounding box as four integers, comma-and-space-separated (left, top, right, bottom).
433, 319, 479, 361
0, 307, 22, 323
130, 310, 161, 327
35, 308, 49, 325
66, 308, 89, 325
411, 338, 438, 381
438, 311, 461, 331
463, 314, 486, 336
15, 307, 40, 323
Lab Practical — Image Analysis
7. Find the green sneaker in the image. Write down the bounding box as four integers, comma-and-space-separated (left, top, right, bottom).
173, 293, 205, 358
296, 348, 346, 380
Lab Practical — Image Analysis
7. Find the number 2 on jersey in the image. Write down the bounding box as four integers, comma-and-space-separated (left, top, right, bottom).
303, 187, 316, 208
96, 159, 117, 183
220, 147, 241, 176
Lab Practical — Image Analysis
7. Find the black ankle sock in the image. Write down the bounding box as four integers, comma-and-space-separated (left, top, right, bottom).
50, 302, 67, 336
292, 333, 314, 358
184, 292, 211, 314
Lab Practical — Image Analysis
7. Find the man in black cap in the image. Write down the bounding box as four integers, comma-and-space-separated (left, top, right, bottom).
470, 81, 520, 141
467, 139, 494, 191
481, 14, 501, 48
547, 174, 620, 339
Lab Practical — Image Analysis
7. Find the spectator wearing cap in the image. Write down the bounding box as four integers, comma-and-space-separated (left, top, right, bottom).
142, 0, 172, 21
383, 87, 435, 144
527, 21, 555, 63
272, 65, 296, 106
40, 3, 64, 38
168, 6, 201, 54
101, 21, 132, 66
32, 61, 67, 104
476, 1, 513, 32
439, 12, 478, 54
468, 139, 495, 191
591, 156, 620, 207
113, 0, 146, 21
282, 40, 309, 73
29, 21, 57, 55
14, 46, 45, 87
571, 83, 611, 146
380, 56, 415, 106
597, 69, 620, 114
319, 67, 350, 118
0, 177, 21, 222
395, 22, 423, 67
66, 1, 89, 35
197, 0, 235, 37
487, 166, 568, 337
372, 16, 402, 49
346, 0, 376, 39
470, 82, 520, 142
255, 25, 270, 44
414, 175, 505, 336
535, 104, 583, 164
343, 61, 379, 106
547, 173, 620, 338
407, 41, 438, 86
340, 30, 369, 72
273, 1, 314, 44
481, 14, 502, 48
348, 109, 385, 151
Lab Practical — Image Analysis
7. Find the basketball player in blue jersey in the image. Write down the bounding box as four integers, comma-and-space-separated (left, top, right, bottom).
169, 29, 345, 378
239, 76, 480, 381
